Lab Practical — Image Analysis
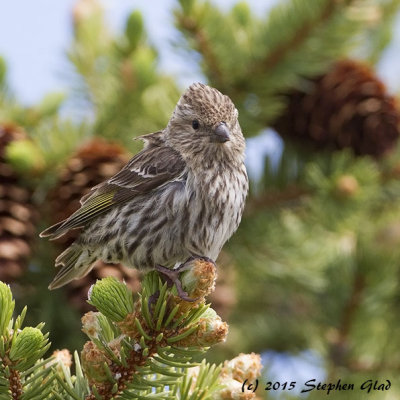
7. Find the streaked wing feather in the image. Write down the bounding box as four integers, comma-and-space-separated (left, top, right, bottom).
54, 190, 118, 232
47, 141, 186, 238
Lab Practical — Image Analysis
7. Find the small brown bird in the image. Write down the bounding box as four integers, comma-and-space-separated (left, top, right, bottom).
41, 83, 248, 299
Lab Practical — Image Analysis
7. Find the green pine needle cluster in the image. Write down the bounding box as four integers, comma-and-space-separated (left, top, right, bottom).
0, 282, 53, 400
0, 261, 253, 399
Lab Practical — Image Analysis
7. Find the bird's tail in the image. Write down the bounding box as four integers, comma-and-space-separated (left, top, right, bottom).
40, 220, 69, 240
49, 244, 95, 289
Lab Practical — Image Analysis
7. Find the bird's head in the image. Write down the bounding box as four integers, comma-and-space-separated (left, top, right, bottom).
165, 83, 245, 165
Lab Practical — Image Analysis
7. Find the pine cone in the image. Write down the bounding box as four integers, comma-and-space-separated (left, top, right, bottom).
47, 138, 141, 312
0, 124, 37, 282
48, 138, 130, 244
273, 60, 400, 157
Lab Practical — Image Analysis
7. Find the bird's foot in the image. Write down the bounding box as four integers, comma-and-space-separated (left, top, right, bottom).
154, 262, 199, 302
148, 290, 160, 311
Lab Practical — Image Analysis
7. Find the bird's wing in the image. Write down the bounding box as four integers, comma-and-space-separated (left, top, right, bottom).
40, 141, 186, 239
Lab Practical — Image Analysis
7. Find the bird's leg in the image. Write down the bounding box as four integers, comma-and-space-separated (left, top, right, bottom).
154, 262, 199, 302
148, 290, 160, 310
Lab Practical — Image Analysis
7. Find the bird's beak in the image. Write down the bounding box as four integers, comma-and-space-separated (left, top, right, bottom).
212, 122, 230, 143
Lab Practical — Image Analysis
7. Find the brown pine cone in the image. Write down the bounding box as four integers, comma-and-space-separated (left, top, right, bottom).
273, 59, 400, 157
0, 124, 37, 282
47, 138, 141, 311
48, 138, 130, 246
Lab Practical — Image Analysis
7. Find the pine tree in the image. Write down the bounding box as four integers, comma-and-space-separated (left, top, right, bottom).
1, 0, 400, 398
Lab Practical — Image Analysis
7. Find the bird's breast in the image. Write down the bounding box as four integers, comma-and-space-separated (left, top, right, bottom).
185, 163, 248, 258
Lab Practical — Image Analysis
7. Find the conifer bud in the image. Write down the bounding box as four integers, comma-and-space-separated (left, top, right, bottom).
82, 311, 101, 339
5, 139, 45, 174
82, 310, 116, 344
221, 353, 262, 382
116, 311, 139, 339
335, 175, 359, 198
9, 327, 45, 368
213, 379, 248, 399
180, 258, 217, 300
215, 353, 263, 400
81, 341, 111, 383
176, 308, 228, 347
53, 349, 72, 368
49, 349, 73, 374
0, 282, 14, 334
88, 277, 134, 322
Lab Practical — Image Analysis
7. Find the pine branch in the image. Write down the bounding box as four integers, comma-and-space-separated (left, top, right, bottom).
79, 260, 225, 399
0, 283, 56, 400
59, 258, 262, 399
175, 12, 225, 88
0, 263, 263, 400
338, 270, 366, 343
250, 0, 352, 77
328, 269, 366, 368
68, 1, 181, 146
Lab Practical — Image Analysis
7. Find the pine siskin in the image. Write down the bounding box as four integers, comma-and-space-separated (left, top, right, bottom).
40, 83, 248, 299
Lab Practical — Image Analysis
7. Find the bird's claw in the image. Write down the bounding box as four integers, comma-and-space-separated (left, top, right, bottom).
148, 290, 160, 311
154, 262, 200, 302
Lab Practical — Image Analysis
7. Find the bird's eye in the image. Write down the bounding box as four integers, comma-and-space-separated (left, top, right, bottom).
192, 120, 200, 130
